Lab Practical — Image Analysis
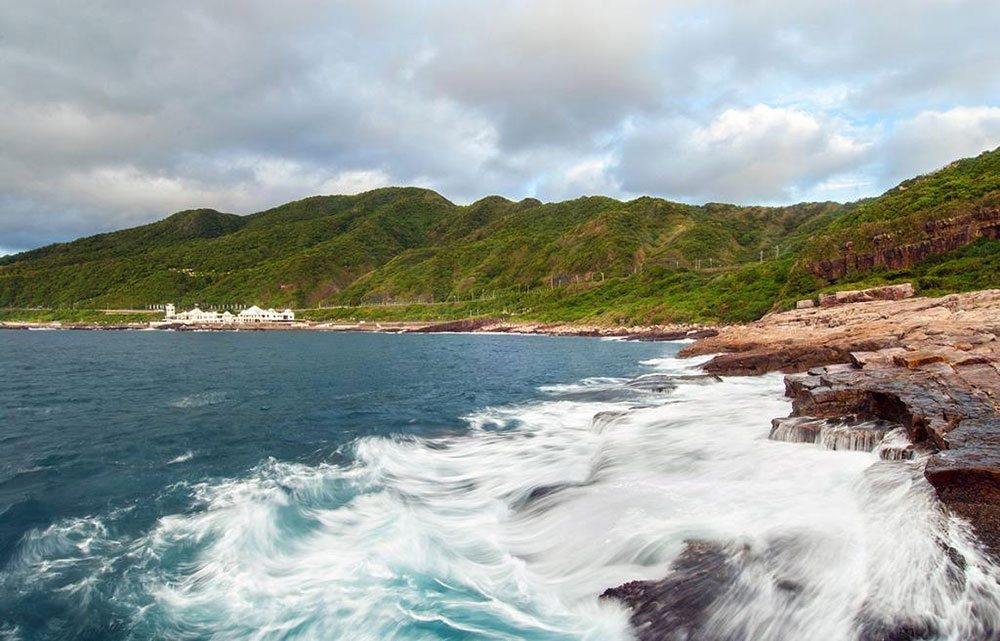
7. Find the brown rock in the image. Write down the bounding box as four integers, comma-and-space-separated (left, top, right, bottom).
892, 351, 947, 369
819, 284, 916, 308
679, 289, 1000, 556
808, 205, 1000, 283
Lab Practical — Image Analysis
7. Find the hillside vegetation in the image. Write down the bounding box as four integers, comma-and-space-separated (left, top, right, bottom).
3, 147, 1000, 324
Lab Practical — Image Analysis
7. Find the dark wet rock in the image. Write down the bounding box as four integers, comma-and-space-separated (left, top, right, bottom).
769, 415, 896, 452
774, 578, 802, 593
672, 374, 724, 384
924, 436, 1000, 555
600, 541, 739, 641
512, 483, 573, 511
625, 375, 678, 393
592, 410, 631, 433
602, 536, 831, 641
855, 614, 940, 641
625, 328, 720, 342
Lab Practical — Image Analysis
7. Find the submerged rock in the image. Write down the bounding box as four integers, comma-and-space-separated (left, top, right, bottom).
672, 374, 724, 384
855, 614, 940, 641
624, 374, 678, 393
591, 410, 630, 433
601, 541, 739, 641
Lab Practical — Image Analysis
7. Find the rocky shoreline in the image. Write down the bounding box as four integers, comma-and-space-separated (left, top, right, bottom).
8, 289, 1000, 637
679, 287, 1000, 552
601, 286, 1000, 639
0, 317, 719, 341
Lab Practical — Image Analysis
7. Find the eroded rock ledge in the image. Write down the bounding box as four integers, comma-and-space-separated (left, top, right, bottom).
680, 288, 1000, 553
603, 289, 1000, 639
680, 287, 1000, 375
785, 354, 1000, 553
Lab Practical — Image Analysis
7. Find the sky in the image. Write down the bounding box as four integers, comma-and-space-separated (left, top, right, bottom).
2, 0, 1000, 255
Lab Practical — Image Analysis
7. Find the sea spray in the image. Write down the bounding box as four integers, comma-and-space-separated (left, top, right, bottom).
3, 346, 999, 640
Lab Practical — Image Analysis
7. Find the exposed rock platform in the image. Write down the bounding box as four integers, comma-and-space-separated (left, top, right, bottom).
604, 289, 1000, 639
681, 287, 1000, 375
680, 288, 1000, 554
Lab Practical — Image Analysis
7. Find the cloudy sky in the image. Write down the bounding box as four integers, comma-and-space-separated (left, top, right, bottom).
2, 0, 1000, 254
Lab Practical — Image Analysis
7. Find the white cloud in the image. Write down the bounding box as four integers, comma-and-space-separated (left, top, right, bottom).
881, 107, 1000, 183
619, 105, 871, 203
541, 157, 625, 201
2, 0, 1000, 249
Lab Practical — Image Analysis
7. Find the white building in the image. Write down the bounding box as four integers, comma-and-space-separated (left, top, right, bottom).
235, 305, 295, 324
161, 303, 294, 325
172, 307, 234, 324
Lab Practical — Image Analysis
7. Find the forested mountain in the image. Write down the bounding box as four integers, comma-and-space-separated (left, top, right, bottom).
3, 148, 999, 323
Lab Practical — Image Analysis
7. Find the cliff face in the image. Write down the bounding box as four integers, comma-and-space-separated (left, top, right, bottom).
810, 205, 1000, 282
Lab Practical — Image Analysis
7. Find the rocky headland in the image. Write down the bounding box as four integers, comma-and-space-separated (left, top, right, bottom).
687, 285, 1000, 551
602, 286, 1000, 639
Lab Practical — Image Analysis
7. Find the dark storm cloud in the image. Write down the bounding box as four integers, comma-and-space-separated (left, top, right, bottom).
1, 0, 999, 251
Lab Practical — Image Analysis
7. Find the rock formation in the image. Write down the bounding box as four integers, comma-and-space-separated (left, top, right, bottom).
809, 205, 1000, 283
604, 289, 1000, 640
680, 288, 1000, 554
818, 283, 915, 307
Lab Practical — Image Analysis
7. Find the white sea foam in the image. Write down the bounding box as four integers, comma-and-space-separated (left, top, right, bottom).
5, 350, 999, 640
167, 391, 227, 408
166, 451, 194, 465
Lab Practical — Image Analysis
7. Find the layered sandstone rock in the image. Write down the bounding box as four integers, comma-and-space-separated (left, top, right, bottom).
681, 289, 1000, 554
784, 354, 1000, 553
681, 288, 1000, 375
818, 283, 915, 307
809, 205, 1000, 282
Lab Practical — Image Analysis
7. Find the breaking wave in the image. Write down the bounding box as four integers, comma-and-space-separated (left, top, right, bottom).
2, 352, 999, 640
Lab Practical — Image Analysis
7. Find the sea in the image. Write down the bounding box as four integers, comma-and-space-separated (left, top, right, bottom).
1, 330, 998, 640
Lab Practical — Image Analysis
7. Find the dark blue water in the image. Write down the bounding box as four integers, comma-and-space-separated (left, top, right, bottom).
3, 331, 999, 641
0, 331, 670, 640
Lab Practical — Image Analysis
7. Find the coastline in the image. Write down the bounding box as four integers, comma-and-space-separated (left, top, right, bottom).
7, 291, 1000, 638
9, 292, 998, 556
0, 317, 720, 341
599, 287, 1000, 640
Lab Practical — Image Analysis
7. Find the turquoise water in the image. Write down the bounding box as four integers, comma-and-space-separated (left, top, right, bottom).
2, 331, 999, 641
0, 331, 671, 640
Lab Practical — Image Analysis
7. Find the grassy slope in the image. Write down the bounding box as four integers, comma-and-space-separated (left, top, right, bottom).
2, 147, 999, 325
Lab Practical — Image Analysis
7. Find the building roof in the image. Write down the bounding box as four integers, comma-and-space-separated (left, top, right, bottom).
240, 305, 265, 315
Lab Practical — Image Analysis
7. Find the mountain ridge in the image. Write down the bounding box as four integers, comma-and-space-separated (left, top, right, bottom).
2, 148, 999, 323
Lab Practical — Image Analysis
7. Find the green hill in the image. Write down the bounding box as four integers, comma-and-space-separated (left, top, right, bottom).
3, 148, 1000, 324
